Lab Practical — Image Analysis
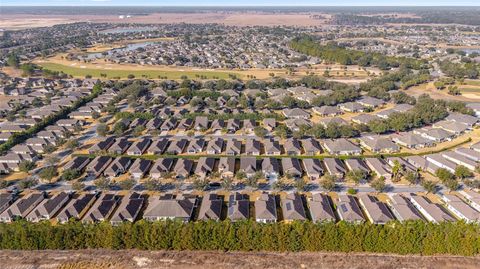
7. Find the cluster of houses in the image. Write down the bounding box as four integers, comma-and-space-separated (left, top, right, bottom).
0, 190, 478, 224
73, 29, 316, 69
0, 78, 118, 174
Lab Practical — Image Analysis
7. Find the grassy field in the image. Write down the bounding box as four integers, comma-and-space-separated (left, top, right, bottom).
38, 62, 243, 80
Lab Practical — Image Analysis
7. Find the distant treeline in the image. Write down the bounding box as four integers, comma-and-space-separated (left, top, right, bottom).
332, 11, 480, 26
289, 36, 426, 70
0, 220, 478, 256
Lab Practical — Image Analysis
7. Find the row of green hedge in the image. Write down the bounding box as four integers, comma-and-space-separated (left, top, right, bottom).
0, 220, 478, 256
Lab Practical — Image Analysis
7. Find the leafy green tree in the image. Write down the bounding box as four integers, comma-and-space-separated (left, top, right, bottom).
320, 174, 336, 191
371, 177, 386, 192
347, 188, 357, 195
6, 53, 19, 68
454, 165, 473, 180
421, 180, 436, 193
94, 177, 111, 190
253, 126, 268, 137
96, 123, 109, 137
18, 161, 36, 173
192, 178, 209, 191
436, 168, 455, 184
72, 181, 85, 191
221, 177, 234, 191
61, 169, 81, 181
18, 178, 38, 190
39, 167, 58, 182
346, 169, 367, 185
445, 179, 459, 192
404, 171, 419, 185
118, 178, 136, 190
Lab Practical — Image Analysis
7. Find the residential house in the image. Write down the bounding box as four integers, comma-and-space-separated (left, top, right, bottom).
459, 190, 480, 212
86, 156, 113, 178
56, 193, 98, 223
413, 127, 455, 143
312, 106, 342, 117
218, 157, 236, 178
281, 193, 306, 222
0, 192, 45, 222
82, 193, 121, 223
357, 96, 385, 108
263, 139, 282, 155
186, 138, 205, 154
365, 158, 392, 181
197, 193, 223, 221
143, 194, 197, 222
308, 193, 336, 223
225, 139, 242, 155
359, 136, 399, 153
110, 192, 145, 225
282, 108, 310, 119
322, 139, 362, 155
108, 138, 132, 155
301, 138, 322, 155
432, 120, 470, 135
261, 158, 280, 181
338, 102, 365, 113
302, 159, 324, 180
227, 192, 249, 222
194, 116, 209, 131
103, 157, 132, 178
26, 192, 70, 222
129, 159, 152, 180
126, 138, 151, 156
173, 159, 193, 179
245, 139, 261, 155
160, 118, 177, 131
322, 158, 346, 179
226, 119, 241, 133
284, 138, 302, 155
335, 194, 365, 223
406, 193, 455, 223
149, 158, 174, 179
239, 157, 257, 178
392, 133, 434, 149
165, 139, 188, 154
146, 138, 169, 155
88, 136, 115, 154
440, 194, 480, 223
281, 158, 303, 178
387, 194, 423, 222
255, 193, 277, 223
206, 138, 224, 154
263, 118, 276, 131
194, 157, 215, 178
357, 194, 394, 224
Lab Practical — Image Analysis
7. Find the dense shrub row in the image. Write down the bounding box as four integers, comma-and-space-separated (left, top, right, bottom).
0, 220, 478, 256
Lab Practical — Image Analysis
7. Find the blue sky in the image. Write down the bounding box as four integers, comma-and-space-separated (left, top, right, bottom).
1, 0, 479, 6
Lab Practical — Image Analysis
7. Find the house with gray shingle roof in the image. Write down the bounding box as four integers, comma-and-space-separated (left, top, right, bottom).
227, 192, 249, 222
359, 135, 399, 153
322, 139, 362, 155
144, 194, 197, 222
281, 193, 306, 222
198, 193, 223, 221
110, 192, 145, 225
308, 193, 336, 223
255, 193, 277, 223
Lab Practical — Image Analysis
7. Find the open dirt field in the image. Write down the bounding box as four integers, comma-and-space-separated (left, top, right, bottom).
0, 249, 478, 269
0, 12, 331, 30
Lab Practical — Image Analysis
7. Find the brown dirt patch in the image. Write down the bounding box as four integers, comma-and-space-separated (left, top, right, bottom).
0, 249, 478, 269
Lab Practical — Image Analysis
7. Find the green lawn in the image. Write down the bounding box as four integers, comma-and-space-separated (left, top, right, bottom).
38, 63, 242, 80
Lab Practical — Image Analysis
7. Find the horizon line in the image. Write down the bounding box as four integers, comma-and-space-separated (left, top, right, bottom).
2, 5, 480, 7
